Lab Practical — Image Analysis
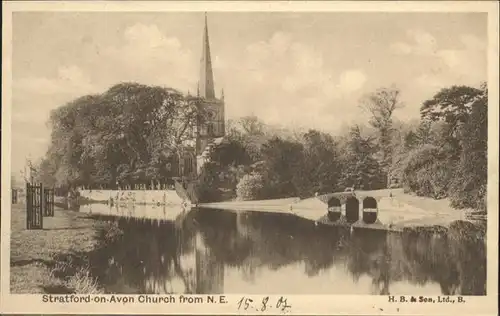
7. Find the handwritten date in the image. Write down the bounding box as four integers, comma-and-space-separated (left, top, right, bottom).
237, 296, 291, 313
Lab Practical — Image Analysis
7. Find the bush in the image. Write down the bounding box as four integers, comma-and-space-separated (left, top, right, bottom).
236, 173, 268, 201
401, 145, 452, 199
401, 145, 440, 193
448, 170, 487, 211
429, 160, 454, 199
413, 160, 454, 198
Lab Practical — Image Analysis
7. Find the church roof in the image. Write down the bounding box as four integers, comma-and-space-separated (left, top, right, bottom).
199, 13, 216, 100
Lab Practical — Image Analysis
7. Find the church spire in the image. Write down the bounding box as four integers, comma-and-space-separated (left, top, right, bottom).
199, 12, 215, 99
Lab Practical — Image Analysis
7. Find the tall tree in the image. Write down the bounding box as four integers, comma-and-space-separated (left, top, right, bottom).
448, 84, 488, 210
420, 85, 483, 124
300, 129, 341, 195
415, 119, 432, 146
360, 87, 403, 181
339, 126, 385, 190
420, 85, 483, 161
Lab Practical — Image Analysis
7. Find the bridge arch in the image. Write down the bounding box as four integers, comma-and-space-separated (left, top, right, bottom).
363, 196, 377, 209
362, 196, 378, 224
327, 197, 341, 222
345, 196, 359, 223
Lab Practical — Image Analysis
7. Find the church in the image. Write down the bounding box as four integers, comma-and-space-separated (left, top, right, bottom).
177, 14, 226, 182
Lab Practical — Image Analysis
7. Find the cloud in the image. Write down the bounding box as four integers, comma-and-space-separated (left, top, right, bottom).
407, 29, 438, 55
437, 35, 486, 82
392, 30, 486, 92
338, 70, 367, 93
102, 23, 196, 91
460, 34, 487, 51
12, 27, 370, 150
13, 65, 97, 126
10, 23, 201, 172
390, 42, 413, 55
11, 64, 98, 173
219, 31, 368, 130
15, 65, 95, 96
390, 29, 438, 55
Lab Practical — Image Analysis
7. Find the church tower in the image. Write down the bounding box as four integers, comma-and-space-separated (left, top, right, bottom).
178, 13, 226, 182
195, 13, 225, 172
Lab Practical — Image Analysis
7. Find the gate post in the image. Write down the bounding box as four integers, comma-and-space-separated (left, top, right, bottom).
12, 188, 18, 204
26, 182, 31, 230
39, 183, 44, 228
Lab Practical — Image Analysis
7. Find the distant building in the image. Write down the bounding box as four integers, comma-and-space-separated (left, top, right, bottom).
178, 14, 226, 181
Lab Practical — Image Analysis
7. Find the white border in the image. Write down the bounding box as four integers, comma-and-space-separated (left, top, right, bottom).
1, 1, 498, 315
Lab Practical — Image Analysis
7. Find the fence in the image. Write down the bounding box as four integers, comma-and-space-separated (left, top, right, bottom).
77, 179, 176, 191
26, 183, 56, 230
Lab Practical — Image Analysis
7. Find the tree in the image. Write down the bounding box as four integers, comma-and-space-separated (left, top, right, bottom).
420, 85, 483, 161
421, 85, 483, 125
415, 119, 432, 146
34, 157, 57, 187
339, 126, 385, 190
197, 139, 253, 201
209, 139, 252, 168
41, 82, 202, 188
400, 144, 453, 197
237, 115, 265, 136
226, 116, 269, 162
404, 130, 419, 151
360, 87, 403, 181
448, 85, 488, 210
260, 137, 305, 198
300, 129, 341, 195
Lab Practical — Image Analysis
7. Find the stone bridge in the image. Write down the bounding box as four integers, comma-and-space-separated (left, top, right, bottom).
316, 191, 389, 224
317, 191, 386, 205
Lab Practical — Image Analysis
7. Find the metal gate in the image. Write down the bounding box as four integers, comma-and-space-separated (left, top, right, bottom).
44, 188, 55, 217
26, 183, 43, 230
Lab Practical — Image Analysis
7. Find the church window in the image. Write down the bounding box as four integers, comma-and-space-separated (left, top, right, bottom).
184, 155, 194, 176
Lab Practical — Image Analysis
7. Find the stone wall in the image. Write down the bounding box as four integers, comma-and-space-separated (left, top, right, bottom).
78, 189, 186, 206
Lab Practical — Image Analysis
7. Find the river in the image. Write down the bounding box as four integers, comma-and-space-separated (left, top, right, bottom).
78, 203, 486, 295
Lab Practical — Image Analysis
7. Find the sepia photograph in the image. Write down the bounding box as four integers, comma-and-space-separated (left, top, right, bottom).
1, 1, 498, 315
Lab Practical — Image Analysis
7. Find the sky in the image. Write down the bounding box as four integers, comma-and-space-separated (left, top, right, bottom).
10, 11, 487, 175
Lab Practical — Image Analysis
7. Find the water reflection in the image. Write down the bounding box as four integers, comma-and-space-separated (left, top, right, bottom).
80, 205, 486, 295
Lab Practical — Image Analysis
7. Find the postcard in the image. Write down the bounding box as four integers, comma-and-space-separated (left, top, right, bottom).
1, 1, 498, 315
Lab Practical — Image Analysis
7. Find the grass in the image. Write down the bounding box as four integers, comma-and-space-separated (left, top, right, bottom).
10, 203, 107, 294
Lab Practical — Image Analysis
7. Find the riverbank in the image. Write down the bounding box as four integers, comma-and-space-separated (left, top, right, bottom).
334, 188, 479, 215
388, 188, 481, 214
10, 204, 106, 294
200, 188, 485, 230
